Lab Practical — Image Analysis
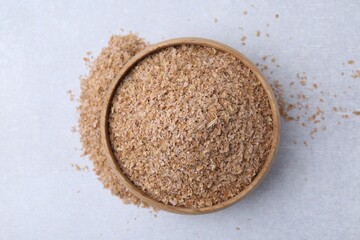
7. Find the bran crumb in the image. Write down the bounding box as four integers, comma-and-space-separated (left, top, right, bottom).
351, 70, 360, 79
71, 126, 77, 133
241, 36, 247, 46
67, 90, 75, 102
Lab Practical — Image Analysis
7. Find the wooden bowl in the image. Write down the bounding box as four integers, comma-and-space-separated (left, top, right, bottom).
101, 38, 280, 214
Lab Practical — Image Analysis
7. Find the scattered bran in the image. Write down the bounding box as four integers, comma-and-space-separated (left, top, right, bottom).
67, 90, 75, 102
241, 36, 247, 46
78, 34, 148, 207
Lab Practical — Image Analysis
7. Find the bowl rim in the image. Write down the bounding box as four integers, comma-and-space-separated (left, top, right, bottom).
100, 37, 280, 214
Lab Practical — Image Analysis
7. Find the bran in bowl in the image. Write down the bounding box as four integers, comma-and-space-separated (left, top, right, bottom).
107, 43, 274, 209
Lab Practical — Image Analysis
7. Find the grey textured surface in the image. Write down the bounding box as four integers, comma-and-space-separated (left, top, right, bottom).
0, 1, 359, 239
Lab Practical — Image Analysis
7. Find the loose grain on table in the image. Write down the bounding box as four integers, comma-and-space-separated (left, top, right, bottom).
78, 34, 148, 207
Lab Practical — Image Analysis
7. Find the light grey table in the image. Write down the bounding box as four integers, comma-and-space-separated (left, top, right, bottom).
1, 1, 359, 239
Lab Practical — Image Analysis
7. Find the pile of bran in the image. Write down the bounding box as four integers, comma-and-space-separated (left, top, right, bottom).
78, 34, 147, 207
